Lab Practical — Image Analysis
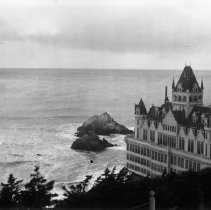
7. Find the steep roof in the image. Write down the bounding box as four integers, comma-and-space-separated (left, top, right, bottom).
186, 105, 211, 129
147, 106, 163, 121
135, 98, 147, 115
174, 66, 200, 92
172, 110, 186, 125
161, 101, 173, 112
147, 102, 172, 122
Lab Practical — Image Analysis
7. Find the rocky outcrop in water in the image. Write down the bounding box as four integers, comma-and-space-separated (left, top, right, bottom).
75, 112, 134, 137
71, 132, 115, 151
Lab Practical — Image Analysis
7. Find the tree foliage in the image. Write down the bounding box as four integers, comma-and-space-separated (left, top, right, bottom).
1, 166, 211, 209
21, 166, 57, 208
0, 174, 23, 208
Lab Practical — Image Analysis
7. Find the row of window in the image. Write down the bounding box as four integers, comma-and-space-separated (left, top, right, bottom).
173, 94, 202, 102
162, 124, 176, 132
158, 133, 177, 149
127, 163, 140, 172
151, 163, 167, 173
140, 127, 209, 141
187, 139, 204, 155
129, 135, 211, 158
171, 155, 184, 168
128, 143, 168, 164
128, 143, 151, 157
170, 155, 200, 171
150, 130, 155, 142
127, 154, 150, 167
128, 143, 140, 154
179, 137, 185, 150
151, 150, 167, 163
127, 163, 152, 175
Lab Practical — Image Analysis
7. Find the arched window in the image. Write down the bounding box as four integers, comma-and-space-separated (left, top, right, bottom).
189, 96, 192, 102
178, 96, 181, 102
194, 96, 198, 102
174, 95, 177, 101
199, 95, 202, 101
183, 96, 186, 102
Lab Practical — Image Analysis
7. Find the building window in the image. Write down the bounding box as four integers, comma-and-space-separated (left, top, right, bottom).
178, 157, 184, 168
126, 143, 129, 150
168, 135, 176, 149
143, 129, 148, 141
158, 132, 162, 145
163, 135, 167, 146
179, 137, 185, 150
205, 144, 207, 156
197, 141, 203, 155
205, 132, 208, 139
188, 139, 194, 153
150, 130, 155, 142
137, 128, 139, 139
210, 145, 211, 158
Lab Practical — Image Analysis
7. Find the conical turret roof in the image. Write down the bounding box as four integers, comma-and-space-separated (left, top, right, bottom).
136, 98, 147, 115
175, 66, 200, 92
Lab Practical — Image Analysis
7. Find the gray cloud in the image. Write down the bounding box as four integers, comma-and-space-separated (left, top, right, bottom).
1, 0, 211, 69
0, 17, 22, 42
25, 6, 211, 54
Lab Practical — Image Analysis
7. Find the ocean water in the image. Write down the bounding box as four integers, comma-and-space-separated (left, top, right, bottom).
0, 68, 210, 195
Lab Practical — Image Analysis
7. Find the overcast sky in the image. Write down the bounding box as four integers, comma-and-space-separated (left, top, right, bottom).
1, 0, 211, 69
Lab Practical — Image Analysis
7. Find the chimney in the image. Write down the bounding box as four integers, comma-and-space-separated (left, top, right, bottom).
164, 86, 169, 102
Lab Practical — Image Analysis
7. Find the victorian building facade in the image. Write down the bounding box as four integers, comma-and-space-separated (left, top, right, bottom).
125, 66, 211, 177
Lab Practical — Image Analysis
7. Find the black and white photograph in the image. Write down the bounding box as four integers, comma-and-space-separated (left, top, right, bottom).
0, 0, 211, 209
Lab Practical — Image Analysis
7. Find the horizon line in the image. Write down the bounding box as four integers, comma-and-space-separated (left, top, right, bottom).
0, 67, 210, 71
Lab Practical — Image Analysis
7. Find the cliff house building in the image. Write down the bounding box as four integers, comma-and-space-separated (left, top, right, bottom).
125, 66, 211, 177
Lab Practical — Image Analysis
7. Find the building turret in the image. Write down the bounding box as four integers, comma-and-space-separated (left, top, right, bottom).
172, 66, 203, 118
172, 77, 175, 89
135, 98, 147, 139
164, 86, 169, 103
201, 80, 204, 90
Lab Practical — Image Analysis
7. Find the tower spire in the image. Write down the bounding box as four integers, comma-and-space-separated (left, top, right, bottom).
201, 79, 204, 90
172, 77, 175, 89
164, 86, 169, 103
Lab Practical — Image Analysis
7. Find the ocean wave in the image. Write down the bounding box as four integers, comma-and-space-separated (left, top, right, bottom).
0, 160, 37, 167
56, 123, 81, 140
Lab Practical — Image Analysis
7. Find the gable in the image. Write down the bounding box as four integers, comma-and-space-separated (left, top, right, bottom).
149, 121, 156, 130
188, 128, 195, 140
179, 127, 186, 137
197, 130, 204, 141
143, 120, 149, 129
162, 111, 177, 126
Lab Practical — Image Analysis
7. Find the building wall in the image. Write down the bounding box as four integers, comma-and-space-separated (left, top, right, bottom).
126, 112, 211, 177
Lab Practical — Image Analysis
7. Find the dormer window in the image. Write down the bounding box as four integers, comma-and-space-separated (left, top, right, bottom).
193, 83, 199, 92
192, 112, 197, 123
204, 119, 207, 127
201, 114, 205, 124
177, 83, 183, 92
155, 107, 159, 117
136, 108, 140, 115
162, 108, 166, 117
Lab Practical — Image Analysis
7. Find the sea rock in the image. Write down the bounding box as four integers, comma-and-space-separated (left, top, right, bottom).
75, 112, 134, 137
71, 132, 115, 151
